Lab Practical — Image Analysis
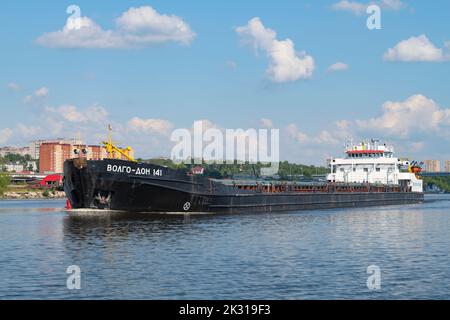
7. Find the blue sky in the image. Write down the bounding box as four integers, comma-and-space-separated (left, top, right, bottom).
1, 0, 449, 164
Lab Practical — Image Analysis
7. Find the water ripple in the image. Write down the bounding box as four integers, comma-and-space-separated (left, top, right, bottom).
0, 195, 449, 299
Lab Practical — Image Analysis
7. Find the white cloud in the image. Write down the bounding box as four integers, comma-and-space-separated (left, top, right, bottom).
0, 128, 13, 144
16, 124, 42, 137
410, 141, 425, 152
286, 124, 343, 146
35, 87, 49, 97
286, 124, 309, 143
332, 0, 405, 15
380, 0, 405, 10
285, 95, 449, 163
86, 105, 109, 123
225, 60, 238, 69
58, 105, 86, 122
36, 6, 195, 49
3, 91, 177, 158
127, 117, 174, 135
6, 83, 20, 92
193, 119, 220, 132
316, 130, 339, 144
335, 119, 351, 131
355, 94, 450, 136
260, 118, 273, 128
236, 17, 315, 83
46, 104, 108, 123
332, 1, 368, 15
44, 116, 64, 136
327, 62, 349, 72
116, 6, 195, 45
24, 87, 49, 104
281, 94, 450, 164
384, 35, 449, 62
37, 17, 123, 49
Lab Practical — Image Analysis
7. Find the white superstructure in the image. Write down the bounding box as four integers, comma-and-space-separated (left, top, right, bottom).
327, 139, 423, 193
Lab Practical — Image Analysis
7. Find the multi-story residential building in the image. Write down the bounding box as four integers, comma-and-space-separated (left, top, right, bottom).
26, 161, 38, 172
39, 141, 133, 173
0, 146, 31, 158
424, 160, 441, 173
445, 160, 450, 173
3, 163, 25, 172
29, 138, 82, 160
39, 142, 72, 173
87, 145, 108, 160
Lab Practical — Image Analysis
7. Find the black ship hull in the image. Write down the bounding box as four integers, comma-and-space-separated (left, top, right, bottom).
64, 159, 424, 214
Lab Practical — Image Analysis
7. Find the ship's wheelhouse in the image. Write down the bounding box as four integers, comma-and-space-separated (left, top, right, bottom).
327, 140, 423, 192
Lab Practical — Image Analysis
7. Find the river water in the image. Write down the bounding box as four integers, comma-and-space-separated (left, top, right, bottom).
0, 195, 449, 299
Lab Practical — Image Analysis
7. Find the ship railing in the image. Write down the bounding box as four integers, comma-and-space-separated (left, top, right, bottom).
214, 178, 406, 194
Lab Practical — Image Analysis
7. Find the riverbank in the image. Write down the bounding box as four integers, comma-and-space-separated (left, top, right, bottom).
0, 190, 65, 200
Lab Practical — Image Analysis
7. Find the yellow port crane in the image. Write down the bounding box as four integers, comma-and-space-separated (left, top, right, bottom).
102, 125, 137, 162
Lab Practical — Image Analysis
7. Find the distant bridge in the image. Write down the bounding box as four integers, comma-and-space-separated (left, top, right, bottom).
418, 172, 450, 177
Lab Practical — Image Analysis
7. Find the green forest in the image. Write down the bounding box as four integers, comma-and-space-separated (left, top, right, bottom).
423, 177, 450, 192
141, 158, 450, 191
140, 158, 329, 179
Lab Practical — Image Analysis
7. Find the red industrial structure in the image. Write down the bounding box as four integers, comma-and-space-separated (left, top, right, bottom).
39, 174, 63, 187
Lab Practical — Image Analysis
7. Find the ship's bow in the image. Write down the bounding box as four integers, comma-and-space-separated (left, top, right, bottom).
64, 158, 95, 209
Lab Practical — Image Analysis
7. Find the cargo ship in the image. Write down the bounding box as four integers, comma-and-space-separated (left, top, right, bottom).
64, 139, 424, 213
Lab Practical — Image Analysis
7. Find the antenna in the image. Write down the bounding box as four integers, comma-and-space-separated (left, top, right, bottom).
108, 124, 113, 145
76, 130, 83, 145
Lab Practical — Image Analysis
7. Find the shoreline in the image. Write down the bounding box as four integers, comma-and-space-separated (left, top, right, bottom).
0, 190, 66, 200
0, 197, 66, 201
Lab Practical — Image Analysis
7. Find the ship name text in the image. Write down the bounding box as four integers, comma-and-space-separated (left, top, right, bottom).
106, 164, 163, 176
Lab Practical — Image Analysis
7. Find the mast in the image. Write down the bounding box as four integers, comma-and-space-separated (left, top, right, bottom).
103, 124, 137, 162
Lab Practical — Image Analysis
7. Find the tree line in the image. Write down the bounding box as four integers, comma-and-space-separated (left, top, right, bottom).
139, 158, 329, 180
423, 177, 450, 193
0, 153, 35, 172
